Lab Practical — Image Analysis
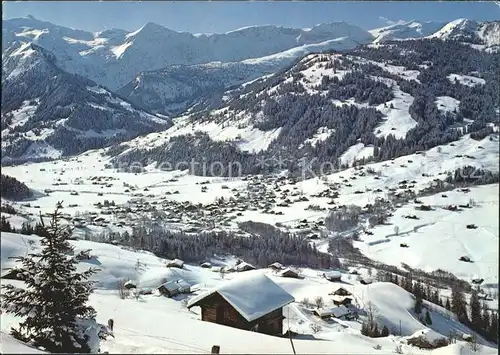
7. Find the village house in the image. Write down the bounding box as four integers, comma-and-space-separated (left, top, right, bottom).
323, 271, 342, 282
329, 287, 353, 306
268, 262, 283, 271
187, 273, 295, 336
166, 259, 185, 269
280, 268, 301, 279
235, 261, 256, 272
313, 305, 356, 321
157, 279, 191, 298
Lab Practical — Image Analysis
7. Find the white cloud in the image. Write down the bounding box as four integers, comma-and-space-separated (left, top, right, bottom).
379, 16, 407, 26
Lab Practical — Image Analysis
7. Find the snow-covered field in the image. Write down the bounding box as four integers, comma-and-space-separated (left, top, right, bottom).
1, 232, 497, 354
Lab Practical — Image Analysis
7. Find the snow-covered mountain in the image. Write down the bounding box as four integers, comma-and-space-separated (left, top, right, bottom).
1, 42, 170, 164
428, 19, 500, 51
108, 38, 499, 176
369, 20, 446, 43
2, 17, 375, 90
118, 36, 366, 115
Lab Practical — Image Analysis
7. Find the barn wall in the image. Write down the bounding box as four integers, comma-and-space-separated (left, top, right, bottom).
199, 293, 250, 330
197, 293, 285, 336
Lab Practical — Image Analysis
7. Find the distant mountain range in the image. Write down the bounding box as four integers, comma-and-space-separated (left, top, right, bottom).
2, 16, 499, 163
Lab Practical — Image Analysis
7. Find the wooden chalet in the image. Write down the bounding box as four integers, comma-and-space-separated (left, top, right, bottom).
187, 274, 295, 336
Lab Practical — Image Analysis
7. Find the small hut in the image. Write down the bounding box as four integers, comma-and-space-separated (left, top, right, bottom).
331, 287, 351, 296
124, 280, 137, 290
360, 277, 373, 285
235, 262, 256, 272
313, 306, 354, 320
323, 271, 342, 282
268, 262, 283, 271
280, 268, 301, 279
167, 259, 185, 269
158, 279, 191, 298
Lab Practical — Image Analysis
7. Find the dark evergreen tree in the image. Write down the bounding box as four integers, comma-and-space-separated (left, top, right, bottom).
451, 285, 469, 323
425, 310, 432, 325
489, 312, 498, 343
381, 325, 390, 337
469, 289, 482, 329
1, 203, 99, 353
445, 298, 452, 311
1, 215, 13, 232
414, 296, 423, 315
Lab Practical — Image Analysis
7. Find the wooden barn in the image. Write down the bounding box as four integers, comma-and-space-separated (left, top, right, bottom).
187, 273, 295, 336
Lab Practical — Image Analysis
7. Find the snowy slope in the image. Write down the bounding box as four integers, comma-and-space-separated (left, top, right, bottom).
354, 184, 499, 285
1, 234, 497, 354
1, 43, 170, 163
428, 19, 500, 51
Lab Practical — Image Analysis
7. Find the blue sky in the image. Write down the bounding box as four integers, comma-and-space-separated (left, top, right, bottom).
3, 1, 500, 33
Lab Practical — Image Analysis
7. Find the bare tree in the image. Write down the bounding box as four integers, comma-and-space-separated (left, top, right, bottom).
314, 296, 324, 309
117, 279, 130, 299
467, 334, 482, 353
301, 297, 311, 308
365, 302, 378, 330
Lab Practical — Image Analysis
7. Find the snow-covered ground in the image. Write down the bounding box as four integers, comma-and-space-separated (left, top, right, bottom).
354, 185, 498, 285
375, 88, 417, 139
1, 232, 497, 354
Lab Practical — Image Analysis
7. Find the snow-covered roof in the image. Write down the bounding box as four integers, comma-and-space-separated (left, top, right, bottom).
187, 273, 295, 322
235, 261, 255, 271
268, 262, 283, 269
280, 267, 300, 276
314, 305, 351, 318
167, 259, 184, 267
324, 271, 341, 279
159, 278, 191, 292
331, 295, 352, 303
